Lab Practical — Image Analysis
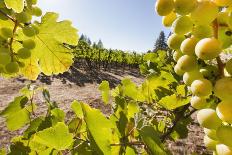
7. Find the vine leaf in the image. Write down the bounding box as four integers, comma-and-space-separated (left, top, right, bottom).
139, 126, 167, 155
4, 0, 25, 13
159, 94, 190, 110
18, 12, 78, 80
81, 103, 118, 155
33, 122, 73, 150
0, 96, 30, 131
99, 81, 110, 104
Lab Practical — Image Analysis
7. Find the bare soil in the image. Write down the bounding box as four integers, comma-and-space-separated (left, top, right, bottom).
0, 67, 210, 155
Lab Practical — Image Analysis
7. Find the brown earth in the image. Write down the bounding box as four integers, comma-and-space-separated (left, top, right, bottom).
0, 68, 211, 155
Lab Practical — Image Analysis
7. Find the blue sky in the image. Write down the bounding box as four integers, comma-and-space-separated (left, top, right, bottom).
38, 0, 169, 53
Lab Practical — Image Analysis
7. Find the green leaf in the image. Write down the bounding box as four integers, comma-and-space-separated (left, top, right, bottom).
81, 103, 116, 155
125, 146, 136, 155
18, 12, 78, 80
33, 122, 73, 150
71, 100, 84, 118
99, 81, 110, 104
24, 117, 44, 139
139, 126, 167, 155
51, 108, 65, 125
176, 85, 187, 96
127, 101, 140, 119
122, 79, 139, 100
159, 95, 190, 110
4, 0, 25, 13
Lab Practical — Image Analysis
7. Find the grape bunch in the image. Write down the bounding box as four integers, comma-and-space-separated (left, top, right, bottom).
155, 0, 232, 154
0, 0, 41, 75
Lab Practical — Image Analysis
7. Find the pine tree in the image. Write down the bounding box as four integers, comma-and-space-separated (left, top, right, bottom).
153, 31, 168, 52
97, 39, 104, 49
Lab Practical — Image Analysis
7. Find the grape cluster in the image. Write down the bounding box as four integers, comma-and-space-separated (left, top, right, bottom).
155, 0, 232, 154
0, 0, 41, 74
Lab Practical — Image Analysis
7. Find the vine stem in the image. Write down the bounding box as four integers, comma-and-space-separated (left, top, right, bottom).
213, 19, 225, 77
9, 21, 18, 60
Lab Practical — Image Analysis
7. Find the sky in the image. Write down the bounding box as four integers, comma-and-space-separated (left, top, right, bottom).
38, 0, 169, 53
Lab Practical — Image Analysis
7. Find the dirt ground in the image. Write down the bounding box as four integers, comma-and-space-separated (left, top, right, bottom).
0, 67, 210, 155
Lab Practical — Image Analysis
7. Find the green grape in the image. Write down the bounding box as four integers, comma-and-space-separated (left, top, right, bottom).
23, 39, 36, 49
32, 7, 42, 17
176, 55, 197, 72
213, 0, 232, 6
162, 12, 177, 27
31, 24, 40, 35
16, 12, 32, 23
180, 37, 198, 56
192, 25, 213, 39
204, 135, 219, 150
197, 109, 221, 129
225, 59, 232, 75
23, 26, 36, 37
173, 0, 197, 15
17, 48, 31, 59
204, 128, 218, 140
217, 126, 232, 147
216, 144, 232, 155
214, 78, 232, 100
191, 79, 212, 97
0, 27, 13, 39
167, 33, 185, 50
195, 38, 222, 60
31, 0, 38, 5
190, 1, 218, 25
218, 27, 232, 49
190, 96, 208, 109
155, 0, 174, 16
0, 52, 11, 65
174, 64, 185, 75
200, 65, 219, 79
173, 50, 183, 62
5, 62, 19, 73
216, 101, 232, 124
172, 16, 193, 35
183, 70, 203, 86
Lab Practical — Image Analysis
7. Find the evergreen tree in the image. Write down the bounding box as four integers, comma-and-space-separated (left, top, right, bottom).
97, 39, 104, 49
153, 31, 168, 52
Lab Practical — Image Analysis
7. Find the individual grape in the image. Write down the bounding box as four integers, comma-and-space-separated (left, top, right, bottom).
173, 50, 183, 62
167, 33, 185, 50
213, 0, 232, 6
31, 0, 38, 5
204, 135, 219, 150
191, 96, 208, 109
173, 0, 197, 15
17, 48, 31, 59
180, 37, 198, 56
177, 55, 197, 72
31, 24, 39, 35
204, 128, 218, 140
192, 25, 213, 39
195, 38, 222, 60
190, 1, 218, 25
5, 62, 19, 73
200, 65, 219, 79
216, 126, 232, 147
0, 27, 13, 39
225, 59, 232, 75
197, 109, 221, 129
218, 27, 232, 49
0, 52, 11, 65
216, 144, 232, 155
23, 26, 36, 37
23, 39, 36, 49
18, 61, 25, 68
16, 12, 32, 23
172, 16, 193, 35
162, 12, 177, 27
214, 78, 232, 100
174, 64, 185, 75
183, 70, 203, 86
191, 79, 212, 97
155, 0, 174, 16
216, 101, 232, 124
32, 7, 42, 17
